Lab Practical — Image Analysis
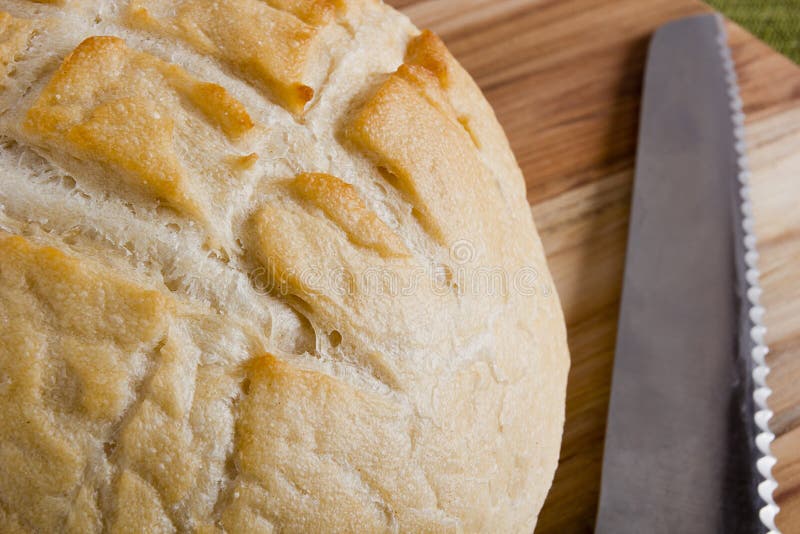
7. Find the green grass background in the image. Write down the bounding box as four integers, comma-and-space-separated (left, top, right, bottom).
706, 0, 800, 63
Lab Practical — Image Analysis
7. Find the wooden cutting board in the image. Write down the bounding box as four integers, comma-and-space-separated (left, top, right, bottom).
389, 1, 800, 531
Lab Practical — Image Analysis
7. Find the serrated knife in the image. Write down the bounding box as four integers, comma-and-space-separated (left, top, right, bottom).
595, 14, 779, 534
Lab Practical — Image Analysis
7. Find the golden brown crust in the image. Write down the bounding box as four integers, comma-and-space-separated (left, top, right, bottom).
167, 72, 256, 141
126, 0, 345, 114
407, 29, 524, 179
249, 196, 455, 384
0, 2, 569, 532
22, 36, 256, 234
263, 0, 346, 25
224, 353, 458, 532
405, 29, 451, 88
111, 471, 174, 533
0, 12, 38, 88
346, 61, 502, 251
290, 172, 409, 257
0, 235, 171, 532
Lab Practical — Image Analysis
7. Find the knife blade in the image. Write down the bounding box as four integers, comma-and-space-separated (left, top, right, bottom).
595, 14, 774, 533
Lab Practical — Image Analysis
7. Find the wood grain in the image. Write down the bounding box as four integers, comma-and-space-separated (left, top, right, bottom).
388, 1, 800, 531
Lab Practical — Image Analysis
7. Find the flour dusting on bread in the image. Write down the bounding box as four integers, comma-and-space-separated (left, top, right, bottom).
0, 1, 569, 531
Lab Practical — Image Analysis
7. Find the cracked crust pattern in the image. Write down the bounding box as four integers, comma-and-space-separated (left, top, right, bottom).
0, 2, 569, 532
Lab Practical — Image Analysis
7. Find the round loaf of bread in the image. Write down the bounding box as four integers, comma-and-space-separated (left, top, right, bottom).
0, 0, 569, 531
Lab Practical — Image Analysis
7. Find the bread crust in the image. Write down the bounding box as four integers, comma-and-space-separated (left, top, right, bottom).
0, 1, 569, 532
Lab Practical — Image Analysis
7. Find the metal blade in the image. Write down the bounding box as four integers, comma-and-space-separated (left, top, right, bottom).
595, 14, 764, 533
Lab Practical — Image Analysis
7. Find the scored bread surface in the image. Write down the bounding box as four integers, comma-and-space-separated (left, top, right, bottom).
0, 0, 570, 532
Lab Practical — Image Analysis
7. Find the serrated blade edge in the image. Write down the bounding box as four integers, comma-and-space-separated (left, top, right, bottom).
714, 14, 781, 534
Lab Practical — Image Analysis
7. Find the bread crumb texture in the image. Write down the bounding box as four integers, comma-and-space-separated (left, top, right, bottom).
0, 2, 569, 532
